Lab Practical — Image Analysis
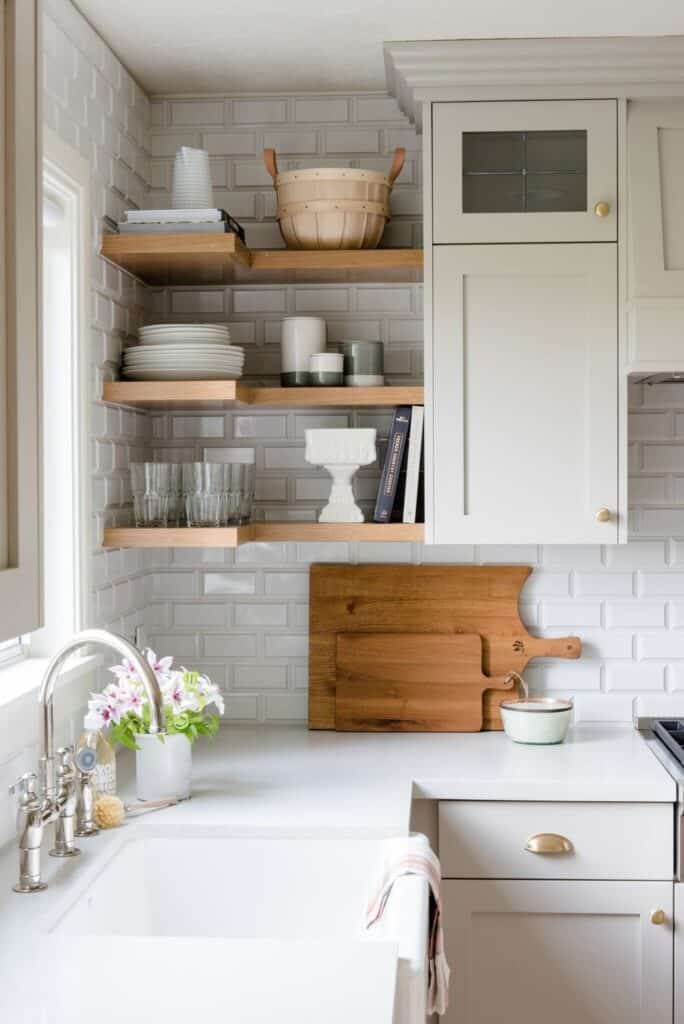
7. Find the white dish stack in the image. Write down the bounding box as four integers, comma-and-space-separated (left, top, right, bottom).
122, 324, 245, 381
172, 147, 213, 209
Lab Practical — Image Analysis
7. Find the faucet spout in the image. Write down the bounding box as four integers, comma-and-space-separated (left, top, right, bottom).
9, 630, 165, 893
38, 629, 165, 778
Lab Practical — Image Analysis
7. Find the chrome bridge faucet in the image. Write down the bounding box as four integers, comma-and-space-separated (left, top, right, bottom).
10, 629, 165, 893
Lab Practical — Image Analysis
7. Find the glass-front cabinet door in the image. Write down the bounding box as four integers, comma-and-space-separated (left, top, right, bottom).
433, 100, 617, 243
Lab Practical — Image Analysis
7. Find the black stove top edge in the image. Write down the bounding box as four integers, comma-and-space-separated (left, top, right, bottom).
654, 719, 684, 765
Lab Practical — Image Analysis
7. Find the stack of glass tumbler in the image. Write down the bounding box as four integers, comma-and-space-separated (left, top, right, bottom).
131, 455, 255, 528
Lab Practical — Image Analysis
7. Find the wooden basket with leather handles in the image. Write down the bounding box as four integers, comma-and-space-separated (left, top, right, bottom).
263, 147, 406, 250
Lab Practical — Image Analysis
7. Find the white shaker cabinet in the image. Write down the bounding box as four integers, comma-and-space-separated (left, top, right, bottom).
385, 39, 684, 544
432, 243, 618, 544
628, 101, 684, 370
433, 99, 618, 244
442, 879, 673, 1024
427, 97, 622, 544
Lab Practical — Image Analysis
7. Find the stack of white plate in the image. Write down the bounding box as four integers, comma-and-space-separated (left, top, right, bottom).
122, 324, 244, 381
172, 147, 213, 209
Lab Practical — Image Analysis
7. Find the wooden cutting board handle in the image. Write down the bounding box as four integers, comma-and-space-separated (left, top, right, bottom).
523, 636, 581, 659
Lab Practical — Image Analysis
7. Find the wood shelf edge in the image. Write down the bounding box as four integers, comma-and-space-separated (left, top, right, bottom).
245, 386, 424, 407
101, 231, 250, 263
101, 381, 423, 409
100, 234, 422, 285
103, 522, 424, 548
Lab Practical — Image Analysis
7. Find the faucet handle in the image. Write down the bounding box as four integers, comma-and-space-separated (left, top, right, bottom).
56, 746, 75, 770
9, 772, 39, 801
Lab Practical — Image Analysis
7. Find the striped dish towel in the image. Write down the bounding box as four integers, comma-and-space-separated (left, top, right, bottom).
366, 835, 450, 1015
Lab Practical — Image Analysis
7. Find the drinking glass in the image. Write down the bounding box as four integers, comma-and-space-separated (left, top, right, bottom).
182, 462, 223, 527
130, 463, 170, 527
167, 462, 185, 526
221, 461, 256, 525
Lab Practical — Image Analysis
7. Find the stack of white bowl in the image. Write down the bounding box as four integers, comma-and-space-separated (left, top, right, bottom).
122, 324, 245, 381
172, 147, 213, 209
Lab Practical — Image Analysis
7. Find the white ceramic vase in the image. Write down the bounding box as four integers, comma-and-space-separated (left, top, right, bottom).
135, 733, 192, 801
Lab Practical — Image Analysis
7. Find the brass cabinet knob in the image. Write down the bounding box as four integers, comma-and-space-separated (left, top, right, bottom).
595, 507, 612, 523
594, 201, 611, 218
524, 833, 574, 855
650, 909, 666, 926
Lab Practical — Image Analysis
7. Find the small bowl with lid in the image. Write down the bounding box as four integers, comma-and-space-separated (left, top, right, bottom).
500, 678, 573, 745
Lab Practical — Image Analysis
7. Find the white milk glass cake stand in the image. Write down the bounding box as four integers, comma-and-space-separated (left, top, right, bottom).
304, 428, 377, 523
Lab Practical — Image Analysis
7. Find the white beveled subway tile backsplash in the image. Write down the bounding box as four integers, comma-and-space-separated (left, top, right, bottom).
38, 26, 684, 730
141, 381, 684, 726
147, 90, 423, 250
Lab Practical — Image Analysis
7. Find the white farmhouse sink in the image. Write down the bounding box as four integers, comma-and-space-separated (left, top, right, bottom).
45, 829, 429, 1024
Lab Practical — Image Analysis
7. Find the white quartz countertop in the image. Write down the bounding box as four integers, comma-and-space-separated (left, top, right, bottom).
151, 723, 676, 833
0, 723, 676, 1022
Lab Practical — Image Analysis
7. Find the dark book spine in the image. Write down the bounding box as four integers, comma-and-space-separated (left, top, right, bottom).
374, 407, 411, 523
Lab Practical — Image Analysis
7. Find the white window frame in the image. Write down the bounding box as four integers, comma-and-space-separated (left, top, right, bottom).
30, 128, 91, 655
0, 0, 41, 642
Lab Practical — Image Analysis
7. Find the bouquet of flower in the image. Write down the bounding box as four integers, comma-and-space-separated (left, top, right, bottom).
89, 649, 225, 750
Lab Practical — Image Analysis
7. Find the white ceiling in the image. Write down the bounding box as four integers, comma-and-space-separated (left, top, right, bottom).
75, 0, 684, 95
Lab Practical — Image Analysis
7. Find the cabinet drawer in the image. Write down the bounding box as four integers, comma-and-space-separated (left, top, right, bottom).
439, 801, 672, 880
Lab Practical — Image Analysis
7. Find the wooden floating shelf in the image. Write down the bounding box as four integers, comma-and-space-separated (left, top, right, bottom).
101, 233, 423, 286
103, 523, 424, 548
102, 381, 424, 409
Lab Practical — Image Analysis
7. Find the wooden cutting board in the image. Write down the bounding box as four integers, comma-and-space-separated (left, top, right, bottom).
309, 564, 581, 730
335, 633, 516, 731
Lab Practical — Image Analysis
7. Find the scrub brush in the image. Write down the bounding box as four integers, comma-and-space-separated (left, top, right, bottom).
93, 794, 177, 829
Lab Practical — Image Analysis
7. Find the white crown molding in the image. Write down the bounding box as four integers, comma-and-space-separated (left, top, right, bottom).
384, 36, 684, 129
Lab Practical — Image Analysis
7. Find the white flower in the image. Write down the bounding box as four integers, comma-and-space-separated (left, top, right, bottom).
145, 648, 174, 684
91, 651, 222, 734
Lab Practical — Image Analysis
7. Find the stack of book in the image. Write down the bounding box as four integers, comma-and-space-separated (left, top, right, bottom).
374, 405, 424, 524
117, 208, 245, 242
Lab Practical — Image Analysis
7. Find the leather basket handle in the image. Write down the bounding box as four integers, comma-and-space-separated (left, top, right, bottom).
387, 147, 406, 185
263, 148, 279, 181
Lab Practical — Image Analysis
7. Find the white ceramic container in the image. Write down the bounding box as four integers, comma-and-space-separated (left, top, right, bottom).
135, 733, 192, 800
172, 146, 213, 209
309, 352, 343, 373
304, 427, 377, 522
500, 697, 573, 745
281, 317, 326, 386
309, 351, 344, 386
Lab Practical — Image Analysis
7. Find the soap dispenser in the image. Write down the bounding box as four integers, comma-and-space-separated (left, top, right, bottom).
75, 702, 117, 798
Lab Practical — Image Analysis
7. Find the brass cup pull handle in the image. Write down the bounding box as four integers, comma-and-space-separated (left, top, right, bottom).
650, 909, 666, 926
525, 833, 574, 855
594, 201, 611, 217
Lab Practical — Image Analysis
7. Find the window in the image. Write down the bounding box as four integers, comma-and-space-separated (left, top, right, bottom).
0, 1, 41, 643
0, 634, 28, 667
29, 132, 90, 655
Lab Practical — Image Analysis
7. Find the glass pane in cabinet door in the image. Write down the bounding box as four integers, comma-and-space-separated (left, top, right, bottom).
462, 129, 588, 214
526, 130, 587, 174
526, 174, 587, 212
463, 174, 524, 213
463, 132, 525, 173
